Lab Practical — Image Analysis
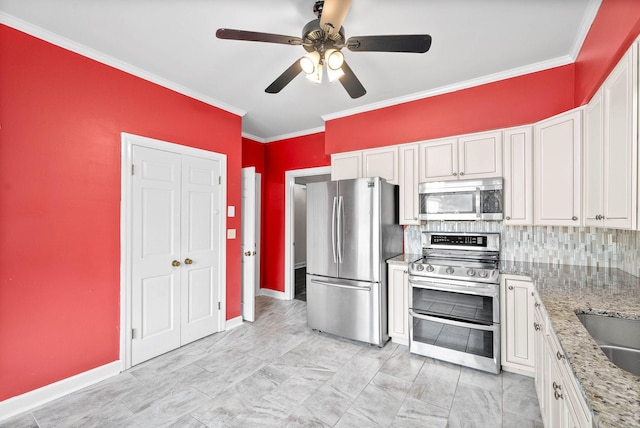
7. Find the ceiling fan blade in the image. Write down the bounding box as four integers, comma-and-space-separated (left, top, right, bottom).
338, 61, 366, 99
347, 35, 432, 53
319, 0, 352, 35
216, 28, 303, 46
265, 60, 303, 94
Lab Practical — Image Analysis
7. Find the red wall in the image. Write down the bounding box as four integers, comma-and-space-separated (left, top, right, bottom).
244, 134, 330, 292
0, 24, 242, 401
325, 64, 575, 154
574, 0, 640, 105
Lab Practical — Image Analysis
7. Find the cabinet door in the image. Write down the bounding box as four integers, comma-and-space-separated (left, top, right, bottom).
331, 152, 362, 181
388, 264, 409, 345
603, 44, 637, 229
583, 89, 605, 227
399, 144, 420, 225
503, 127, 533, 225
363, 146, 399, 184
418, 138, 458, 182
534, 110, 582, 226
502, 278, 535, 374
458, 131, 503, 179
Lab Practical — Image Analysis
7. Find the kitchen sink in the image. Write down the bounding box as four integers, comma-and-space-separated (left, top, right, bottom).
576, 313, 640, 376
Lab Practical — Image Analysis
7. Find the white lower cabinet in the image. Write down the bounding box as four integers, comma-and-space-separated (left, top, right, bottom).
533, 291, 592, 428
500, 275, 535, 375
388, 263, 409, 345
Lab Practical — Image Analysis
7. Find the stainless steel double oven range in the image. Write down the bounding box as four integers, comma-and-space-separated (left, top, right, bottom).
408, 232, 501, 374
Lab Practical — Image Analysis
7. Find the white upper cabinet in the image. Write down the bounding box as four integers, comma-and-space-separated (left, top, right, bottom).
331, 146, 398, 184
399, 144, 420, 225
418, 131, 502, 182
584, 43, 638, 229
362, 146, 399, 184
458, 131, 503, 179
503, 126, 533, 225
534, 110, 582, 226
331, 151, 362, 181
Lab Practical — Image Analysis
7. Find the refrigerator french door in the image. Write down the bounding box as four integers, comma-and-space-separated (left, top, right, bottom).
306, 177, 402, 346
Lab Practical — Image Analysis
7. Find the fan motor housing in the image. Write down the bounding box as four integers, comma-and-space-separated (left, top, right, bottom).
302, 19, 345, 54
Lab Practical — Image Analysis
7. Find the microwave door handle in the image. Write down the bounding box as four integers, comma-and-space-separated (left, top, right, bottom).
331, 196, 338, 263
475, 187, 481, 218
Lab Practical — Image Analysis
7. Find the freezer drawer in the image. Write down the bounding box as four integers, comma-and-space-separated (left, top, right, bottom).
306, 274, 388, 346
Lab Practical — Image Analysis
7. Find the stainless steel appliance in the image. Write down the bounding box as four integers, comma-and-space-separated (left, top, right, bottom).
306, 177, 403, 346
408, 232, 501, 373
418, 178, 503, 221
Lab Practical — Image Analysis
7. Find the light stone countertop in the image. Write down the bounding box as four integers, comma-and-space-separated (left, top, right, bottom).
501, 262, 640, 428
386, 253, 422, 265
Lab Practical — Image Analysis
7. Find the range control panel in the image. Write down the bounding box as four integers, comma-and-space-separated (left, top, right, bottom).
430, 234, 487, 247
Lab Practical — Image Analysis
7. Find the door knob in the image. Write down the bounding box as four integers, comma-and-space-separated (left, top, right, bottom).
184, 258, 193, 265
244, 251, 251, 256
172, 260, 181, 267
252, 251, 256, 256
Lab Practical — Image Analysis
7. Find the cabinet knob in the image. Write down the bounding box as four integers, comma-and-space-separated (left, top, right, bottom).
505, 216, 511, 220
556, 351, 565, 361
534, 302, 540, 308
184, 258, 193, 265
171, 260, 181, 267
459, 172, 465, 176
533, 322, 541, 331
452, 172, 458, 177
572, 216, 578, 221
508, 285, 514, 290
554, 390, 564, 400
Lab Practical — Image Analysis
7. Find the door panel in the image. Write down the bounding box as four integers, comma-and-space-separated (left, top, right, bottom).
132, 146, 182, 365
241, 167, 256, 322
306, 181, 339, 278
338, 178, 379, 282
180, 155, 221, 345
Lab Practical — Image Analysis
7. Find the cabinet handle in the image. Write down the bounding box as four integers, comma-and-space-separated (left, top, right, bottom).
556, 351, 565, 361
508, 285, 514, 290
533, 322, 541, 331
505, 216, 511, 220
572, 216, 578, 221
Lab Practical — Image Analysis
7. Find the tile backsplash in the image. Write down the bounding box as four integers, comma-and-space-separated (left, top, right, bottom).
404, 222, 640, 277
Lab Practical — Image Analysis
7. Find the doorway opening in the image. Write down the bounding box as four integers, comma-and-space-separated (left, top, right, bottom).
284, 167, 331, 301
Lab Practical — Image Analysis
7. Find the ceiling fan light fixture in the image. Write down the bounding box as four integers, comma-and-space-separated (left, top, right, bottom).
325, 49, 344, 70
305, 62, 323, 83
300, 51, 321, 74
327, 66, 344, 82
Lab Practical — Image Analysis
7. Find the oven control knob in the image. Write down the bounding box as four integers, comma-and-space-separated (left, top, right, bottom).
478, 270, 488, 278
415, 264, 425, 271
466, 269, 476, 277
426, 264, 434, 272
445, 266, 455, 275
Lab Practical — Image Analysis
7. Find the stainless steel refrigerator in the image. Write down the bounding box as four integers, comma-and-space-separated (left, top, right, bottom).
306, 177, 403, 346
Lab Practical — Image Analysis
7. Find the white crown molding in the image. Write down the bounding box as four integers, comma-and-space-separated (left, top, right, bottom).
0, 12, 247, 118
322, 55, 574, 122
241, 132, 266, 143
570, 0, 603, 59
262, 126, 326, 143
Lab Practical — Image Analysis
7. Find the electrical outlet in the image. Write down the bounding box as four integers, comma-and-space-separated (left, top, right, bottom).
546, 237, 559, 250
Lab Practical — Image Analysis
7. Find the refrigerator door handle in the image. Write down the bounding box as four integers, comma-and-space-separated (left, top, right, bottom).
310, 279, 371, 292
337, 196, 344, 263
331, 196, 338, 263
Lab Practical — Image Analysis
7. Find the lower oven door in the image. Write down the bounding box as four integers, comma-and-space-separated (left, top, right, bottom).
408, 276, 500, 374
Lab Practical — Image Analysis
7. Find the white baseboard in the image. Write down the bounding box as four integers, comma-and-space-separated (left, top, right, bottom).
225, 315, 243, 330
258, 288, 288, 300
0, 361, 121, 421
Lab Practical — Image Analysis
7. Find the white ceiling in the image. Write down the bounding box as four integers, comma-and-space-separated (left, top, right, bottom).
0, 0, 600, 142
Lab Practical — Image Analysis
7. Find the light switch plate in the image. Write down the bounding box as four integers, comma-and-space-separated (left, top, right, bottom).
227, 229, 236, 239
227, 206, 235, 217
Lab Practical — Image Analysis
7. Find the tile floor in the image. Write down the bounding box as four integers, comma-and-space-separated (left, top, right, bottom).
1, 296, 543, 427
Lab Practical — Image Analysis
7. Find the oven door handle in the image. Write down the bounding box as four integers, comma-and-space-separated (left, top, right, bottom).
409, 277, 498, 297
409, 310, 496, 331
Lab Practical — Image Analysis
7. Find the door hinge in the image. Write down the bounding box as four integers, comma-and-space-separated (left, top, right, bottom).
218, 176, 222, 185
131, 328, 137, 339
218, 302, 221, 310
131, 164, 135, 176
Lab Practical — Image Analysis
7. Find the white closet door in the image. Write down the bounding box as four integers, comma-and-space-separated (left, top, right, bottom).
180, 155, 222, 343
131, 146, 182, 365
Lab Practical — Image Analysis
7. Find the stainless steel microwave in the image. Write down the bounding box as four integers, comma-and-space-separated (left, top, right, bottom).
418, 178, 503, 221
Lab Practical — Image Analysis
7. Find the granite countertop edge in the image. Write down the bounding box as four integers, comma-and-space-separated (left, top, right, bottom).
501, 262, 640, 428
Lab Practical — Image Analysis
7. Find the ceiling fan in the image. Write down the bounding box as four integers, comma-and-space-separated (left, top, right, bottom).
216, 0, 432, 99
